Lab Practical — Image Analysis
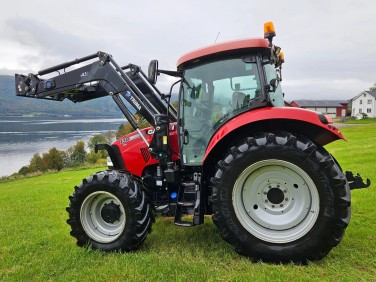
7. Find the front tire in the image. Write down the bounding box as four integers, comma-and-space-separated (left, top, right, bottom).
211, 131, 350, 263
66, 170, 154, 252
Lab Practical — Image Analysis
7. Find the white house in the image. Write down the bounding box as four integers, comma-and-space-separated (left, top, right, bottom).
351, 91, 376, 118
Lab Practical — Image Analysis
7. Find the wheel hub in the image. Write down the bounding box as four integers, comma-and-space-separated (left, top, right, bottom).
267, 187, 284, 204
101, 201, 121, 224
233, 159, 320, 243
80, 191, 126, 243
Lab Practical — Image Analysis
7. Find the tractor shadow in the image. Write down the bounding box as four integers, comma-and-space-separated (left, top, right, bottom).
141, 215, 235, 258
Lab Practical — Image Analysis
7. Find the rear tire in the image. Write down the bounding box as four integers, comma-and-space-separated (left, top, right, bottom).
66, 170, 154, 252
210, 131, 350, 263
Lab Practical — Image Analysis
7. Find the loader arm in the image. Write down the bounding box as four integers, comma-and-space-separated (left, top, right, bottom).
15, 51, 177, 128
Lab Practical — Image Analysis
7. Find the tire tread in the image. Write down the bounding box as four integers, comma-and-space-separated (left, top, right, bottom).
210, 131, 351, 263
66, 170, 154, 252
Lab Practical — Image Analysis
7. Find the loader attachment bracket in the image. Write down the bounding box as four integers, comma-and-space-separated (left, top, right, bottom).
345, 171, 371, 190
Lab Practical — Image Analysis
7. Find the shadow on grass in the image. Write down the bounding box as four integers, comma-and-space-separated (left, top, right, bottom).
139, 215, 237, 258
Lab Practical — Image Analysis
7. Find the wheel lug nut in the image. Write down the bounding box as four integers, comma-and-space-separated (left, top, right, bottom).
283, 190, 287, 193
285, 198, 289, 201
280, 204, 283, 207
272, 205, 275, 208
265, 200, 268, 203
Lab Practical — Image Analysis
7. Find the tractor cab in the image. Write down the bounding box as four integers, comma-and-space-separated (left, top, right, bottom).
176, 24, 285, 165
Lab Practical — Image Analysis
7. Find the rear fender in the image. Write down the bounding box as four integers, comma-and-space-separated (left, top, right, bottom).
203, 107, 345, 165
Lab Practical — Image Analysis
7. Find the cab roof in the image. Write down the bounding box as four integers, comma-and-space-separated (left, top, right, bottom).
177, 37, 269, 67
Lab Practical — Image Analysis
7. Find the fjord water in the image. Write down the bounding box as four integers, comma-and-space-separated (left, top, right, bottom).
0, 116, 126, 177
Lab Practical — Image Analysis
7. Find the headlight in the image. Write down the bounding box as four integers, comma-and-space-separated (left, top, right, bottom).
107, 157, 114, 168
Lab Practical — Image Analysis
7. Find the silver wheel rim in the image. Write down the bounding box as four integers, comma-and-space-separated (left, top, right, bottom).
80, 191, 126, 243
232, 159, 320, 244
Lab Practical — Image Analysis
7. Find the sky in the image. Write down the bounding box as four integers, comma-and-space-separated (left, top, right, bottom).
1, 0, 375, 101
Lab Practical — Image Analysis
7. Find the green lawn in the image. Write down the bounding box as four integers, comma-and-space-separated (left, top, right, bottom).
343, 118, 376, 124
0, 125, 375, 281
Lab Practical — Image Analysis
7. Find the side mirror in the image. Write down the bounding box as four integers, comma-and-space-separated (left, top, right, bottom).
148, 60, 159, 84
269, 78, 279, 92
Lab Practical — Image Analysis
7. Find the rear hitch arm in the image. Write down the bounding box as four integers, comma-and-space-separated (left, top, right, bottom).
345, 171, 371, 190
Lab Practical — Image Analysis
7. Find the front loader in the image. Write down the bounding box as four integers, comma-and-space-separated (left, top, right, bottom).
15, 22, 370, 263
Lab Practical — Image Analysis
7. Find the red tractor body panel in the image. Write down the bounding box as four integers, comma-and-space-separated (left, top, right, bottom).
203, 107, 345, 163
113, 107, 345, 177
177, 38, 269, 67
112, 124, 180, 177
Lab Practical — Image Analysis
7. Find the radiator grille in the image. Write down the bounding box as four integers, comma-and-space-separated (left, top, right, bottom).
140, 148, 151, 163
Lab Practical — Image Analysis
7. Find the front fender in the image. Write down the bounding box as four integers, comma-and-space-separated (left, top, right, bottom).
203, 107, 345, 164
95, 143, 126, 170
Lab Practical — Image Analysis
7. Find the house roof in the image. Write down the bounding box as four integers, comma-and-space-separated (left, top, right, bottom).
292, 100, 347, 107
351, 91, 376, 101
366, 91, 376, 98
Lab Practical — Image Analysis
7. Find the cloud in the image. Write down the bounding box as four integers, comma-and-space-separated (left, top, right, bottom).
2, 18, 104, 71
283, 78, 370, 101
0, 0, 375, 99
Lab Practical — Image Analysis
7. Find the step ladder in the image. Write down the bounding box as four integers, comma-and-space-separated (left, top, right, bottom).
174, 172, 204, 227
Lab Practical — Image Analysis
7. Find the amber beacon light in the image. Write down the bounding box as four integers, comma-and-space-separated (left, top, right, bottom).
278, 51, 285, 63
264, 21, 276, 39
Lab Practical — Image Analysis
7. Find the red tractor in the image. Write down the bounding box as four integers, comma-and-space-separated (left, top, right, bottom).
15, 22, 370, 263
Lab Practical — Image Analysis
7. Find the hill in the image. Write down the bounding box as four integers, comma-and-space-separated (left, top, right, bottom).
0, 75, 122, 117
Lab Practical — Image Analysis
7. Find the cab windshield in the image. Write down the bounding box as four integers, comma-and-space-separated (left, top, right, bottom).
179, 57, 261, 165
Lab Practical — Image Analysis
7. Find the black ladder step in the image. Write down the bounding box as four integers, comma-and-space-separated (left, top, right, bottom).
174, 220, 193, 227
177, 201, 195, 207
181, 182, 196, 193
174, 173, 203, 227
182, 182, 195, 187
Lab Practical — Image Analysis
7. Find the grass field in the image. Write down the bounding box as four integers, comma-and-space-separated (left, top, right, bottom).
0, 125, 375, 281
343, 118, 376, 124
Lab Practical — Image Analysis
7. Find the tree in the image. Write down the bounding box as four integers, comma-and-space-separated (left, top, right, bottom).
45, 147, 64, 171
116, 123, 133, 139
87, 134, 108, 159
60, 150, 71, 167
116, 113, 150, 138
40, 153, 49, 172
18, 166, 31, 175
86, 150, 101, 164
29, 153, 44, 172
88, 134, 107, 151
369, 82, 376, 92
171, 100, 179, 109
70, 140, 87, 164
103, 130, 116, 144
